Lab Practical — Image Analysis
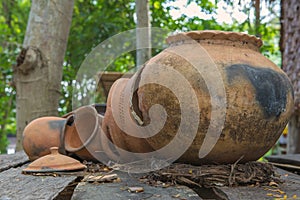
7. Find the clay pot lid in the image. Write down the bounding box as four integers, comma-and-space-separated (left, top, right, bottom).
166, 30, 263, 48
22, 147, 86, 173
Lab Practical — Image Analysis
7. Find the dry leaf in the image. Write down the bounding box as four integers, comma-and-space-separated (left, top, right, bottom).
162, 183, 170, 188
269, 181, 279, 187
277, 189, 285, 195
172, 194, 181, 198
113, 177, 122, 183
128, 187, 144, 193
273, 194, 282, 198
83, 174, 118, 182
103, 167, 110, 172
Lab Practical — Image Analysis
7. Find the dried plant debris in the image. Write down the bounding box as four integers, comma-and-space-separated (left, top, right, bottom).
127, 186, 144, 193
82, 173, 119, 183
145, 162, 280, 188
83, 161, 112, 173
23, 172, 62, 177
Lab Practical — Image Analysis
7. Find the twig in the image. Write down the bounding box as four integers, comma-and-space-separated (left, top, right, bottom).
228, 156, 244, 186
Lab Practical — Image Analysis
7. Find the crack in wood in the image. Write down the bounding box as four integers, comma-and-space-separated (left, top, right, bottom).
54, 176, 84, 200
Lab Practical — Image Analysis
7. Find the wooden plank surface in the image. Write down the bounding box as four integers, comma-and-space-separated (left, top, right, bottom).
276, 167, 300, 196
266, 154, 300, 166
0, 151, 29, 172
0, 167, 77, 200
72, 171, 201, 200
215, 167, 300, 200
1, 152, 300, 200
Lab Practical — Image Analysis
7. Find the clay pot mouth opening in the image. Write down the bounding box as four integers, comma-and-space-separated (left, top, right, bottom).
166, 30, 263, 50
64, 106, 100, 153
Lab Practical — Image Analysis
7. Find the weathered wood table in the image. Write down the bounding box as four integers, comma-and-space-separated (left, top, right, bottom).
1, 152, 300, 200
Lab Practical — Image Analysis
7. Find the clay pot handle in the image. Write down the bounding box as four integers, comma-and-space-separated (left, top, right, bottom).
50, 147, 59, 155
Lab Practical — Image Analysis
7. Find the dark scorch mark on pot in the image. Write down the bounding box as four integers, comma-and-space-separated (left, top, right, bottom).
226, 64, 293, 118
48, 120, 67, 130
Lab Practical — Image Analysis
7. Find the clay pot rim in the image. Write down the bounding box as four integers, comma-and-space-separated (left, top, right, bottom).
63, 105, 101, 153
166, 30, 263, 48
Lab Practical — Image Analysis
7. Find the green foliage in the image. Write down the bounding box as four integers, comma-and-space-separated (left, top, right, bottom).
0, 0, 30, 153
60, 0, 136, 112
0, 0, 282, 153
66, 0, 136, 71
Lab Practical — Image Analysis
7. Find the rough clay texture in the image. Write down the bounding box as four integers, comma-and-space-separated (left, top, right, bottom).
104, 31, 294, 165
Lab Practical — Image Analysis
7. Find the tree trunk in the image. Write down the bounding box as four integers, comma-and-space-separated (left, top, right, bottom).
254, 0, 261, 37
280, 0, 300, 153
14, 0, 74, 151
135, 0, 151, 68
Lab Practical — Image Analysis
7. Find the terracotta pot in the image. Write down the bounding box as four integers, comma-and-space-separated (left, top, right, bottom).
104, 30, 294, 165
102, 78, 155, 163
22, 117, 67, 161
64, 105, 103, 162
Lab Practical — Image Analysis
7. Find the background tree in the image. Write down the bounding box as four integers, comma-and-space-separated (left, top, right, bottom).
0, 0, 30, 153
135, 0, 151, 68
280, 0, 300, 153
254, 0, 261, 37
60, 0, 136, 113
14, 0, 74, 150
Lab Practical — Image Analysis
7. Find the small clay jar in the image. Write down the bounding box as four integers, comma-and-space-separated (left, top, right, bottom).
64, 105, 103, 162
23, 117, 67, 161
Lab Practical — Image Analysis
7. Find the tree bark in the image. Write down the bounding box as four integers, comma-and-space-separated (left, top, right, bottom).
135, 0, 151, 68
14, 0, 74, 151
254, 0, 261, 37
280, 0, 300, 153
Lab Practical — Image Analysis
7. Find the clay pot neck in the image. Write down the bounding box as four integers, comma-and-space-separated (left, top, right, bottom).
166, 30, 263, 52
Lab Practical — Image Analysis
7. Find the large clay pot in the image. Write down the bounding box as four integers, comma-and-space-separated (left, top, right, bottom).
104, 30, 294, 165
